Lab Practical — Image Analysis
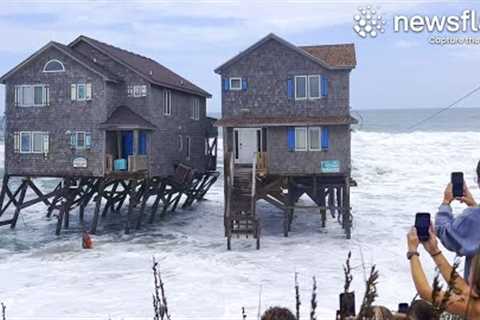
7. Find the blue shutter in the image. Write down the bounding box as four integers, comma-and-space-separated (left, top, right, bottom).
242, 79, 248, 91
321, 76, 329, 97
287, 127, 295, 151
70, 133, 76, 148
287, 79, 294, 99
223, 78, 229, 91
138, 131, 147, 155
321, 127, 329, 150
85, 132, 92, 148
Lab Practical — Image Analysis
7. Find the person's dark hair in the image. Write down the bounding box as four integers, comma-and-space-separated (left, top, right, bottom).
476, 160, 480, 179
407, 300, 434, 320
261, 307, 296, 320
367, 306, 394, 319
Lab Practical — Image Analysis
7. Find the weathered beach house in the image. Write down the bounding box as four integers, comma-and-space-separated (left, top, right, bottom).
215, 33, 357, 249
0, 36, 218, 234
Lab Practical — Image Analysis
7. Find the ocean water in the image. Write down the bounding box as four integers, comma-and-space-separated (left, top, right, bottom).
1, 108, 480, 319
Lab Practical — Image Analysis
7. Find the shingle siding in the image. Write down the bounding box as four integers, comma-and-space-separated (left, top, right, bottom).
218, 37, 353, 176
5, 46, 106, 177
3, 38, 213, 178
221, 39, 350, 118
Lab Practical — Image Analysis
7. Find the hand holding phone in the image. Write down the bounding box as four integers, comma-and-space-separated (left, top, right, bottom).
415, 213, 431, 242
451, 172, 464, 198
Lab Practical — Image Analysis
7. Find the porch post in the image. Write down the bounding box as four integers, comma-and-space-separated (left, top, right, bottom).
133, 130, 139, 155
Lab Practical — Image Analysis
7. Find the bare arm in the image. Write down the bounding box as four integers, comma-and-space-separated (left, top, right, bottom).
431, 252, 468, 294
407, 227, 478, 318
409, 255, 433, 299
410, 254, 476, 317
421, 227, 469, 293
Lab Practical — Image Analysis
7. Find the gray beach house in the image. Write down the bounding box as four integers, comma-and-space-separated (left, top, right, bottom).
0, 36, 218, 234
215, 33, 357, 248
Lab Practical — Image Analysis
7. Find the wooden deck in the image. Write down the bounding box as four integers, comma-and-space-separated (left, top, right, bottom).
224, 152, 354, 250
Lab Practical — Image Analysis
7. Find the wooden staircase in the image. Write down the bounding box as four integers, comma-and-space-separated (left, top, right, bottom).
225, 154, 260, 250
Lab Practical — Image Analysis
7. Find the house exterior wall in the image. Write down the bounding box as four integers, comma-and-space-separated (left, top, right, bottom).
220, 39, 350, 118
266, 125, 350, 175
3, 40, 213, 178
218, 38, 353, 176
4, 46, 106, 177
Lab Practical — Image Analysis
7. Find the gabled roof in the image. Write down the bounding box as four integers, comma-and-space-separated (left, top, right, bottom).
215, 115, 358, 127
0, 41, 119, 83
214, 33, 356, 74
70, 35, 211, 98
99, 105, 156, 131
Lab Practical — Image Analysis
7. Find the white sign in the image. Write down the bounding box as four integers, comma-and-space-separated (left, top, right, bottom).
73, 157, 88, 168
321, 160, 340, 173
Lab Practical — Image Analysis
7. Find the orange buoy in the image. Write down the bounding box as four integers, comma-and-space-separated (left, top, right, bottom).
82, 231, 93, 249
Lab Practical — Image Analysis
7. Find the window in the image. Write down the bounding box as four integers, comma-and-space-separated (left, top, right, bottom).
78, 84, 86, 100
294, 127, 307, 151
294, 75, 324, 100
128, 85, 147, 97
178, 135, 183, 151
192, 98, 200, 120
15, 85, 49, 107
17, 131, 49, 154
163, 90, 172, 116
308, 127, 321, 151
43, 59, 65, 73
229, 77, 242, 90
20, 132, 31, 153
186, 136, 191, 160
70, 131, 91, 149
295, 76, 307, 100
308, 75, 320, 99
71, 83, 92, 101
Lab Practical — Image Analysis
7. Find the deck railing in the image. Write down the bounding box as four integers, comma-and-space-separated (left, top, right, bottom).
256, 152, 267, 175
128, 155, 148, 172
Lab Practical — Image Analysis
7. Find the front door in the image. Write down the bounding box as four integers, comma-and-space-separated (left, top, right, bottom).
234, 128, 261, 164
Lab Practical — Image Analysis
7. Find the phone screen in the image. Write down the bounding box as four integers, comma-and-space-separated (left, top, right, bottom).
452, 172, 464, 198
415, 213, 430, 242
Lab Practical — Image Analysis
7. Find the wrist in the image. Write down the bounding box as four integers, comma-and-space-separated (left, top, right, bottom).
430, 250, 442, 257
408, 245, 419, 252
442, 199, 452, 206
407, 251, 420, 260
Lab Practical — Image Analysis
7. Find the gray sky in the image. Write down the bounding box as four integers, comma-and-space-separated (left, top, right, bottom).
1, 0, 480, 112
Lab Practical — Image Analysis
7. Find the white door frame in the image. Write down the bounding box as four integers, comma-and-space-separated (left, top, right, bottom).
233, 127, 262, 164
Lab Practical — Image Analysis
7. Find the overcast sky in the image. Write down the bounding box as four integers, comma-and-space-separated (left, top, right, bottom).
1, 0, 480, 113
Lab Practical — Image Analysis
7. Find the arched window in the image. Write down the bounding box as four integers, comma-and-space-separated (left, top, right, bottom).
43, 59, 65, 73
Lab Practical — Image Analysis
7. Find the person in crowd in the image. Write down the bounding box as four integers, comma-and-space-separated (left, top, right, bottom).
407, 226, 480, 318
436, 162, 480, 280
261, 307, 296, 320
407, 300, 434, 319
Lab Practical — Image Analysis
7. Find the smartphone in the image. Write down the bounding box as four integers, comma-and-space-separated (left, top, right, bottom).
398, 303, 409, 314
415, 212, 431, 242
451, 172, 464, 198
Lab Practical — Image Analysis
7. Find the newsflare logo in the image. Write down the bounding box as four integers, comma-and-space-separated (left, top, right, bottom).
353, 5, 386, 38
354, 6, 480, 44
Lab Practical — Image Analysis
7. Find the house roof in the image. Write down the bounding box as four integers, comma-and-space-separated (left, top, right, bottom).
214, 33, 356, 74
215, 115, 358, 127
0, 41, 119, 83
70, 35, 212, 98
99, 105, 157, 131
300, 44, 356, 69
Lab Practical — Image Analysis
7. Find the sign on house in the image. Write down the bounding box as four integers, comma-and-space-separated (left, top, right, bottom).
321, 160, 340, 173
73, 157, 88, 168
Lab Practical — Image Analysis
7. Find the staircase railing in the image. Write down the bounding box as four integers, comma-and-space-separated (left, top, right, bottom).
256, 152, 267, 175
251, 152, 257, 215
